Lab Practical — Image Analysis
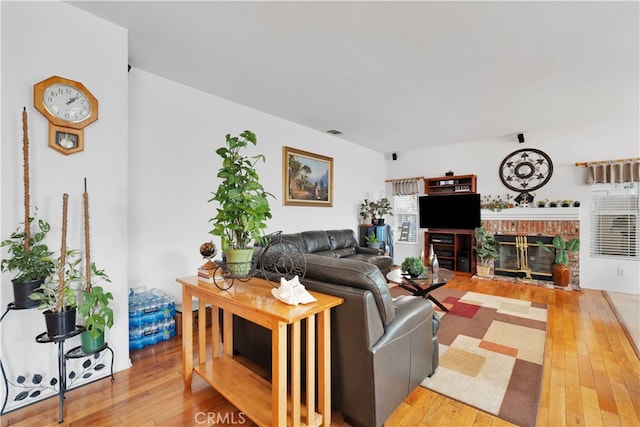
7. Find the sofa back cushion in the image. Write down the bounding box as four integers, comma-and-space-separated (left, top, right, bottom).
327, 229, 359, 250
277, 233, 306, 253
303, 253, 395, 325
301, 230, 332, 253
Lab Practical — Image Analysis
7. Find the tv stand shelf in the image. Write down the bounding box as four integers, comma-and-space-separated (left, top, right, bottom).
425, 229, 475, 276
424, 174, 476, 195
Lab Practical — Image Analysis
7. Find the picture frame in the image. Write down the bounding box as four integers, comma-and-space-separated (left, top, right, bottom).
283, 146, 333, 207
48, 124, 84, 155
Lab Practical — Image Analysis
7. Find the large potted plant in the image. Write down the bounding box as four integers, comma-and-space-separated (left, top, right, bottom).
30, 249, 81, 337
537, 235, 580, 287
77, 263, 113, 352
1, 213, 56, 308
474, 226, 500, 277
209, 130, 273, 276
358, 197, 394, 225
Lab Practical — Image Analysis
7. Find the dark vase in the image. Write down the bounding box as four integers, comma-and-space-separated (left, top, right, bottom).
12, 278, 44, 309
376, 218, 385, 225
574, 201, 581, 207
550, 202, 557, 207
44, 307, 77, 338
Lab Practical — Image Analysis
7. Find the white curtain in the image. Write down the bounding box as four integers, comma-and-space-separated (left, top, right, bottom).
390, 178, 421, 195
584, 159, 639, 184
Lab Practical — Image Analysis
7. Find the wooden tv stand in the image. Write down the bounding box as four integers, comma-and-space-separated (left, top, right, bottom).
176, 275, 343, 427
424, 229, 475, 276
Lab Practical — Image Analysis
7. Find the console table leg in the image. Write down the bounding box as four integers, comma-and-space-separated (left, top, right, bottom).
272, 321, 287, 426
318, 309, 331, 427
182, 288, 193, 389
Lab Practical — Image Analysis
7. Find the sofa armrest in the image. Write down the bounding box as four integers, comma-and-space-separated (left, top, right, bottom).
355, 246, 383, 255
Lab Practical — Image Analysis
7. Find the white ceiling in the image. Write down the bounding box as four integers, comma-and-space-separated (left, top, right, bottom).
68, 1, 639, 154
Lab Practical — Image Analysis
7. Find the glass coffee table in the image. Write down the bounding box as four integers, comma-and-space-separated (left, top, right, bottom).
386, 268, 455, 312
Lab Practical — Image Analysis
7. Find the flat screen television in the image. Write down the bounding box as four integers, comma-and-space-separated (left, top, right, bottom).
419, 193, 481, 230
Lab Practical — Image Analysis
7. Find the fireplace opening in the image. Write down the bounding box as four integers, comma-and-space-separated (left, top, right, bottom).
494, 235, 555, 282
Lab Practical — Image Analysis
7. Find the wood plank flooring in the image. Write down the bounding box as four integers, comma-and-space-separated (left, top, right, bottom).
2, 276, 638, 426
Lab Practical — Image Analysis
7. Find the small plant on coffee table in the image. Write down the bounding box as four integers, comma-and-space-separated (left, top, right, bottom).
401, 256, 426, 278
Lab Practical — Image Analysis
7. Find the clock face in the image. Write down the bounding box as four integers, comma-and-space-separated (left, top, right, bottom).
42, 83, 92, 123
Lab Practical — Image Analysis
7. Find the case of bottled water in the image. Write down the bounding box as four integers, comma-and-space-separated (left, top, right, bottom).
128, 288, 176, 350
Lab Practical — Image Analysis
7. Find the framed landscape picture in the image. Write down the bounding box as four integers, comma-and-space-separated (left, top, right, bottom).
283, 146, 333, 207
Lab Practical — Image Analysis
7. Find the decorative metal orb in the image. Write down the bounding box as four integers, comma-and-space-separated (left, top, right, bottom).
199, 241, 217, 259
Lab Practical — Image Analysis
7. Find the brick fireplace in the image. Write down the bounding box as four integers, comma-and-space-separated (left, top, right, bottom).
480, 208, 580, 290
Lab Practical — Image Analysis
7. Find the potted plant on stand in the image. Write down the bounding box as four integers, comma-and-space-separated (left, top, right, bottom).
474, 227, 500, 278
365, 232, 382, 250
77, 263, 113, 352
30, 248, 81, 337
1, 213, 56, 308
1, 109, 55, 308
209, 130, 273, 276
373, 197, 393, 225
537, 235, 580, 287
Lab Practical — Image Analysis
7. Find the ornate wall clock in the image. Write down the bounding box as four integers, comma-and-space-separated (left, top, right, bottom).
499, 148, 553, 203
33, 76, 98, 155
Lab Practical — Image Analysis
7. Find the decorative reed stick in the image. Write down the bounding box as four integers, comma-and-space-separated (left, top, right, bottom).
83, 178, 91, 291
22, 107, 31, 252
57, 193, 69, 312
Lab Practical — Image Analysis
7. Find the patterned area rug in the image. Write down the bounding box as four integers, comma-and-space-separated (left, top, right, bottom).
409, 287, 547, 427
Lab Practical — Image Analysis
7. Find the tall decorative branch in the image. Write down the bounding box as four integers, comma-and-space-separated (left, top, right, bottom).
57, 193, 69, 312
83, 179, 91, 291
22, 107, 31, 252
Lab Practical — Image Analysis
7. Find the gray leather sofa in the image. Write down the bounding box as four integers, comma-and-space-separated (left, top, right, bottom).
233, 252, 438, 427
278, 229, 393, 275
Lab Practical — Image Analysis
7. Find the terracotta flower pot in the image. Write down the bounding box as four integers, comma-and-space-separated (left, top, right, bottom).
551, 263, 571, 287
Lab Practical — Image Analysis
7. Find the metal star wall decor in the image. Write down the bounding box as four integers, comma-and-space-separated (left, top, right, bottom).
499, 148, 553, 192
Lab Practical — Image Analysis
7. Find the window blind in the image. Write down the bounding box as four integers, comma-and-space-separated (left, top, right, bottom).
590, 184, 639, 259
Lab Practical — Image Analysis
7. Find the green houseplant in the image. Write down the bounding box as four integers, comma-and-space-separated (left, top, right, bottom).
365, 232, 381, 250
359, 197, 394, 225
474, 227, 500, 277
1, 213, 56, 308
401, 256, 426, 278
30, 249, 81, 337
209, 130, 273, 276
537, 235, 580, 287
77, 263, 113, 352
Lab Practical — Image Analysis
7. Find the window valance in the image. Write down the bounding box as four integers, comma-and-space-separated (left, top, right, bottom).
576, 158, 640, 184
388, 177, 422, 195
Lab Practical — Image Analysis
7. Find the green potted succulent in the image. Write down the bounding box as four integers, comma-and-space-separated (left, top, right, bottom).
30, 249, 81, 337
365, 232, 381, 250
1, 213, 56, 308
401, 256, 426, 278
537, 235, 580, 287
209, 130, 273, 276
474, 227, 500, 277
77, 263, 113, 352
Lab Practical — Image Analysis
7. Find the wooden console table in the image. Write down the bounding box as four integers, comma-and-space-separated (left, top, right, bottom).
176, 276, 343, 427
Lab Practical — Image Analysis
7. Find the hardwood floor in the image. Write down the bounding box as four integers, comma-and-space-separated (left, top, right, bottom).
2, 276, 638, 426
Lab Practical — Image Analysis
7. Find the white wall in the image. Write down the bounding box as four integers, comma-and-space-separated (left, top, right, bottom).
128, 69, 387, 302
387, 119, 640, 294
1, 1, 130, 410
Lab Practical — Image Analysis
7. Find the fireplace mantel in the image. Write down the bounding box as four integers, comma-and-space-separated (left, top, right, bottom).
481, 207, 580, 221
